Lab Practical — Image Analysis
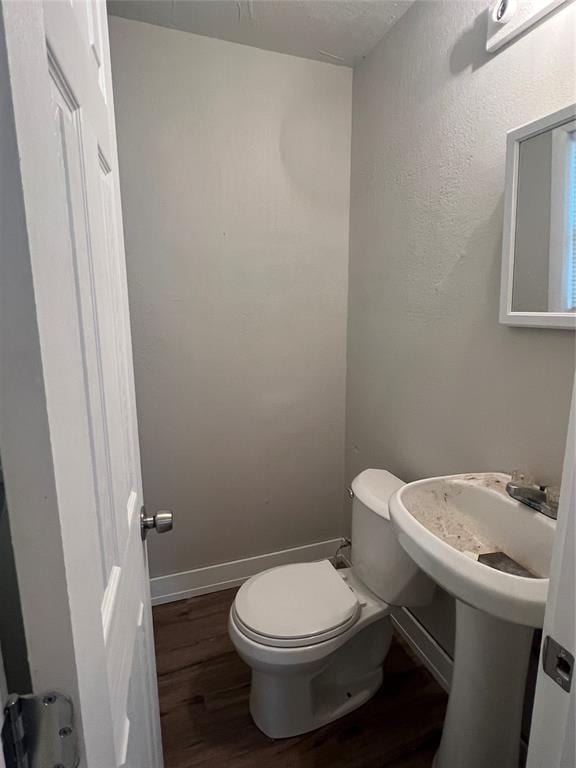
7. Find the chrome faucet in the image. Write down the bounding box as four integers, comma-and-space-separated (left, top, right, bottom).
506, 471, 559, 520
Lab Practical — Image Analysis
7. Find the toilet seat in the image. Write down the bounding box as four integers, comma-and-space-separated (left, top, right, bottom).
233, 560, 361, 648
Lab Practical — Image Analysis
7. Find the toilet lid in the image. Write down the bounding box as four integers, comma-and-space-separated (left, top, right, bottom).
233, 560, 360, 647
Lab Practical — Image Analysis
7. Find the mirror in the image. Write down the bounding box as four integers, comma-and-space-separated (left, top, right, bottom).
500, 103, 576, 329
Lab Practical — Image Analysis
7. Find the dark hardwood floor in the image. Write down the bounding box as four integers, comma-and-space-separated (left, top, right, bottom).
153, 588, 447, 768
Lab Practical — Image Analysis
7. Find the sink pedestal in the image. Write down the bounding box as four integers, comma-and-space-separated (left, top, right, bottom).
435, 601, 533, 768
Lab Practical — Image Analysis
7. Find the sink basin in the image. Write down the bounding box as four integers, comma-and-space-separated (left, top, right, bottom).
389, 472, 555, 627
389, 472, 557, 768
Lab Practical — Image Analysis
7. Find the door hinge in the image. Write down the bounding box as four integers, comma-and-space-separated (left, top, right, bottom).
2, 691, 79, 768
543, 635, 574, 692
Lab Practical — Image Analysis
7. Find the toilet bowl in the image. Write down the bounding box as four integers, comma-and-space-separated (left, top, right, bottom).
228, 470, 435, 738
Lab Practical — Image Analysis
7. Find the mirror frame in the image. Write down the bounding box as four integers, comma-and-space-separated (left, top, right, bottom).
499, 103, 576, 330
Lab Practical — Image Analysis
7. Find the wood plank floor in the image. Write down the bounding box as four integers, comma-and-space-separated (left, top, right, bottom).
153, 588, 448, 768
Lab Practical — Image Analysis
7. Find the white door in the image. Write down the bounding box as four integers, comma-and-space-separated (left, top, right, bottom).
0, 1, 164, 766
527, 378, 575, 768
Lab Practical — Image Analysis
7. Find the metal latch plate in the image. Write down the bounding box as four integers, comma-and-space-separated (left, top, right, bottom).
543, 635, 574, 692
2, 691, 79, 768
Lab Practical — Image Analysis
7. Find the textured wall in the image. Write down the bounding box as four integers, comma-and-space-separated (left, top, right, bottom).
110, 17, 352, 579
348, 0, 576, 651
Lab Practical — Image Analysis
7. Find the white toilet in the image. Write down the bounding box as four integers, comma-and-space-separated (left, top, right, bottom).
228, 469, 435, 738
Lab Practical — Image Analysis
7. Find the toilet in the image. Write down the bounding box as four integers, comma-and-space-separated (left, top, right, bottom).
228, 469, 436, 738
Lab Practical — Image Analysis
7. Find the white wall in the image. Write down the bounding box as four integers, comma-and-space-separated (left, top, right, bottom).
348, 0, 576, 653
109, 17, 352, 579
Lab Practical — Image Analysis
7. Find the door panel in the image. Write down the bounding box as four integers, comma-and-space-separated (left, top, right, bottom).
49, 61, 120, 583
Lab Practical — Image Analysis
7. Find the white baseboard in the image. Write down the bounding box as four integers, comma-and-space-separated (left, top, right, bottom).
391, 607, 453, 692
150, 538, 345, 606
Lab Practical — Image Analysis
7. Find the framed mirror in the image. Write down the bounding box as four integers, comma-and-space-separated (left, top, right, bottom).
500, 103, 576, 329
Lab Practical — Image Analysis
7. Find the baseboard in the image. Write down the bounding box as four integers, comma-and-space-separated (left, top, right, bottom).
391, 607, 453, 692
150, 538, 345, 606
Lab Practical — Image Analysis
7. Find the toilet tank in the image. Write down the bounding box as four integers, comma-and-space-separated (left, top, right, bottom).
351, 469, 435, 607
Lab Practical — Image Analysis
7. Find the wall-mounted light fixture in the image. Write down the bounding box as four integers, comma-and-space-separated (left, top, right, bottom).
487, 0, 571, 52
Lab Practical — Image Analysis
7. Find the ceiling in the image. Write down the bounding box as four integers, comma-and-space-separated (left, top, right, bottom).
107, 0, 413, 67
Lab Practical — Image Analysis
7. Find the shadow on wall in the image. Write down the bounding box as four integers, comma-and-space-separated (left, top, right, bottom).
463, 199, 503, 329
403, 199, 504, 328
450, 7, 490, 74
279, 83, 349, 211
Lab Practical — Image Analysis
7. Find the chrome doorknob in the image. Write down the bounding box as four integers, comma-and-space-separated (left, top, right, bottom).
140, 507, 174, 540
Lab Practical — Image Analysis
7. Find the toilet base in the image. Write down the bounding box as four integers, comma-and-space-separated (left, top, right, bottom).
248, 617, 393, 739
251, 665, 383, 739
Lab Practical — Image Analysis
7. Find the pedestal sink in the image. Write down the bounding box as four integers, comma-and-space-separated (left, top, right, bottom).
389, 473, 556, 768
